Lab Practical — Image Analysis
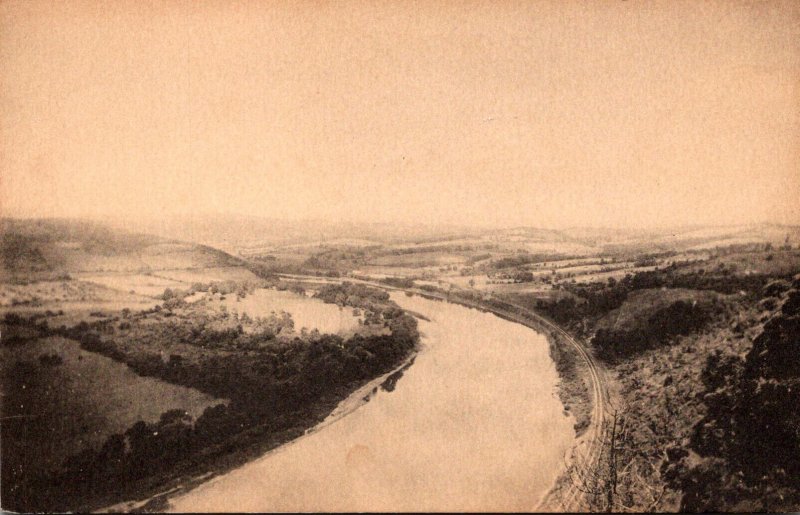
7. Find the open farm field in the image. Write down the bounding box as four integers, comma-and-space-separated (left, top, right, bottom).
275, 239, 381, 250
211, 288, 363, 335
76, 273, 186, 297
485, 282, 554, 294
0, 280, 145, 307
568, 265, 660, 283
353, 265, 445, 278
484, 283, 554, 296
525, 257, 607, 269
520, 241, 598, 255
678, 248, 800, 277
367, 251, 468, 267
153, 266, 261, 285
1, 335, 222, 488
0, 280, 160, 325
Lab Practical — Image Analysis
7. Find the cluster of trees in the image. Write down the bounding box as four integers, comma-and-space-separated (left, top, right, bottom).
532, 260, 786, 333
315, 283, 418, 329
465, 253, 492, 265
245, 260, 283, 278
418, 283, 447, 294
303, 249, 370, 271
162, 279, 270, 304
490, 253, 576, 270
437, 265, 459, 272
314, 282, 390, 311
591, 299, 718, 360
378, 277, 416, 289
1, 232, 51, 272
665, 277, 800, 511
106, 306, 295, 351
2, 312, 53, 345
300, 244, 494, 275
490, 269, 534, 283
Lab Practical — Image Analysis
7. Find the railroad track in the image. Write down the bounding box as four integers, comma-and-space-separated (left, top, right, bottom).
277, 274, 610, 511
498, 298, 610, 512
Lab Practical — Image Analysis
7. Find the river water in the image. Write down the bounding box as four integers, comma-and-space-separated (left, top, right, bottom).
167, 293, 574, 512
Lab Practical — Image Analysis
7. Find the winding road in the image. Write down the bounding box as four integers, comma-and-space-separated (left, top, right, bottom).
278, 274, 611, 512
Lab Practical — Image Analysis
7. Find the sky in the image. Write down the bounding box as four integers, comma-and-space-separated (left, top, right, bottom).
1, 0, 799, 229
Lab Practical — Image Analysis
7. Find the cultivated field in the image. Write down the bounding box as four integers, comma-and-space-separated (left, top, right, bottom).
210, 288, 362, 335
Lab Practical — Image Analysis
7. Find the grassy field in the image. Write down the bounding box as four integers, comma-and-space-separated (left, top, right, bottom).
367, 251, 468, 267
75, 273, 187, 297
1, 335, 222, 481
213, 288, 363, 335
153, 266, 260, 284
1, 218, 244, 282
0, 280, 161, 326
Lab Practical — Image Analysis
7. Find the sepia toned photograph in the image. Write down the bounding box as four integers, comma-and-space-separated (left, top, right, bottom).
1, 0, 799, 512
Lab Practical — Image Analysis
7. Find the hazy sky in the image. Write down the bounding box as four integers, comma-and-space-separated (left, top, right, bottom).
1, 0, 798, 229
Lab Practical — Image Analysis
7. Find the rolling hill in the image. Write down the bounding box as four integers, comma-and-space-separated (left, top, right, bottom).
0, 218, 246, 282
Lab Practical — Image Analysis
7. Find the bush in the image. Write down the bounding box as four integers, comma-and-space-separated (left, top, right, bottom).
38, 353, 63, 366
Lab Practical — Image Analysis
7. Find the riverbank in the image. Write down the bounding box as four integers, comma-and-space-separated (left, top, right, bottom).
521, 316, 601, 512
536, 326, 611, 511
408, 291, 601, 511
102, 348, 421, 513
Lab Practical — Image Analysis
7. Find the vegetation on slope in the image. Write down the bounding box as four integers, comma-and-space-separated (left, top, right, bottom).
1, 218, 245, 282
591, 289, 722, 360
670, 277, 800, 512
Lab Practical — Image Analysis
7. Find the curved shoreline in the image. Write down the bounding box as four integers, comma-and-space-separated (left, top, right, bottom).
99, 346, 421, 513
279, 274, 609, 512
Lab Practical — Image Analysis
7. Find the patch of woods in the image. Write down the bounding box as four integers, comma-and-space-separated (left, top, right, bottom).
590, 290, 722, 360
303, 248, 373, 271
162, 277, 273, 303
489, 252, 580, 270
665, 277, 800, 512
377, 277, 416, 289
515, 262, 794, 359
286, 243, 497, 276
489, 269, 535, 283
1, 282, 419, 512
545, 270, 753, 323
1, 232, 53, 273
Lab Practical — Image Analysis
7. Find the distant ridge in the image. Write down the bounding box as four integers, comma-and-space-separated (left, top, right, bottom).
0, 218, 245, 282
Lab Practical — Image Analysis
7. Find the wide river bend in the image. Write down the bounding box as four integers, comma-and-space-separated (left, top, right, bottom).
168, 292, 574, 512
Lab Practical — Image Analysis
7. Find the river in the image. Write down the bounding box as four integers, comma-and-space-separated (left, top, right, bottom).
167, 292, 575, 512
